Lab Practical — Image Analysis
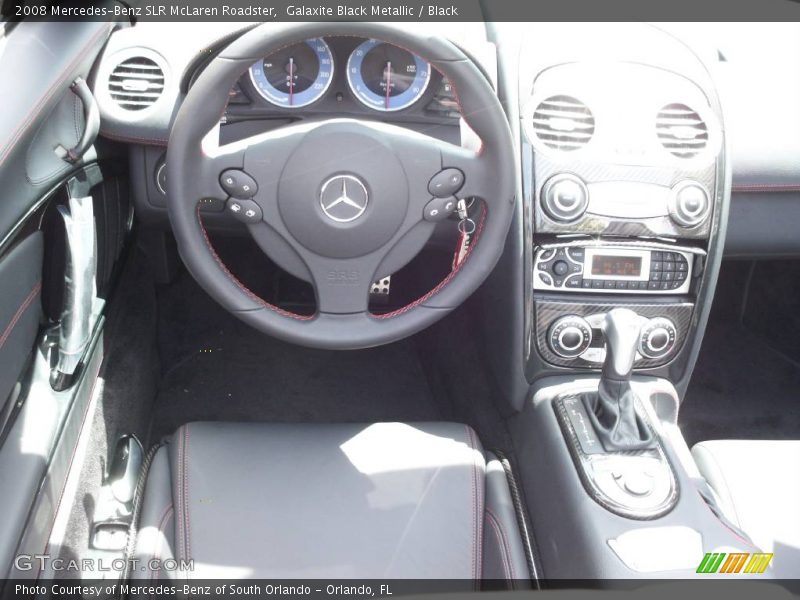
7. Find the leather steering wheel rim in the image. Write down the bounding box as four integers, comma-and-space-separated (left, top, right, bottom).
166, 22, 515, 350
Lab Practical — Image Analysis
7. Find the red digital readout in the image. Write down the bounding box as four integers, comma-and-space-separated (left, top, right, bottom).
591, 255, 642, 277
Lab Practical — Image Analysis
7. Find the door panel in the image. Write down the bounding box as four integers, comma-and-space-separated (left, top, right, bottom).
0, 20, 115, 580
0, 232, 42, 425
0, 21, 112, 240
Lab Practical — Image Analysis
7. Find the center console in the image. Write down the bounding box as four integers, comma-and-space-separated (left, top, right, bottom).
486, 23, 749, 580
516, 25, 726, 395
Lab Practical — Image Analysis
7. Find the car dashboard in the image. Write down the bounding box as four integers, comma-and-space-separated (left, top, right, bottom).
88, 21, 800, 395
93, 22, 496, 223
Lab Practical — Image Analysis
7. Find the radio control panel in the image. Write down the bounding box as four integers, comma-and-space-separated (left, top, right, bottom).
533, 244, 697, 295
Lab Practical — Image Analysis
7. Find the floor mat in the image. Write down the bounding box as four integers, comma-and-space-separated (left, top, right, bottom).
149, 273, 444, 441
680, 320, 800, 446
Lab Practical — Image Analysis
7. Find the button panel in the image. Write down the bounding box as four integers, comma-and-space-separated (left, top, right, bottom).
226, 198, 262, 223
535, 300, 693, 370
533, 245, 695, 295
428, 168, 464, 198
220, 169, 258, 199
423, 196, 458, 222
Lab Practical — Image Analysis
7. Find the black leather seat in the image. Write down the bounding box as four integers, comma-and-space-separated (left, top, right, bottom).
133, 422, 530, 583
693, 440, 800, 577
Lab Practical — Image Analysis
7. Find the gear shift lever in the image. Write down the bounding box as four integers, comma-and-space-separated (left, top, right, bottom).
602, 308, 644, 381
584, 308, 654, 451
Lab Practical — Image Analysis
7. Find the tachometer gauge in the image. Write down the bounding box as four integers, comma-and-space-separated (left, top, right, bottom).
346, 39, 431, 112
248, 38, 333, 108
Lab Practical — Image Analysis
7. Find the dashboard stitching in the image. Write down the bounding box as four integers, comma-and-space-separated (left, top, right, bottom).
99, 130, 168, 146
731, 184, 800, 192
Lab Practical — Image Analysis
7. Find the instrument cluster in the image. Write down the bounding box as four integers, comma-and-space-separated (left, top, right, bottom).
237, 36, 456, 118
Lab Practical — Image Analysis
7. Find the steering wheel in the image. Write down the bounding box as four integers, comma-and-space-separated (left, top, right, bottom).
166, 23, 515, 350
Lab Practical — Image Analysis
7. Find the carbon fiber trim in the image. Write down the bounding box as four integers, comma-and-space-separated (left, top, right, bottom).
553, 395, 679, 520
533, 153, 717, 239
534, 297, 694, 369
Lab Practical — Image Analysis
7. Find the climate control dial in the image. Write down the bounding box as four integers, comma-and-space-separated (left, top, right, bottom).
669, 181, 710, 228
639, 317, 677, 359
548, 315, 593, 358
540, 174, 589, 223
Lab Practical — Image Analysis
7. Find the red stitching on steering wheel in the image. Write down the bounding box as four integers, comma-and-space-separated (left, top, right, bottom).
196, 206, 314, 321
373, 204, 487, 320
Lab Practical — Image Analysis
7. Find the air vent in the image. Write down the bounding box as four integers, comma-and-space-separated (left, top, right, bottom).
656, 103, 709, 158
531, 95, 595, 152
108, 57, 165, 111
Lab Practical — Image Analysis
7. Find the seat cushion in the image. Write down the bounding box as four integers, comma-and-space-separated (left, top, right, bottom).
692, 439, 800, 576
133, 422, 529, 582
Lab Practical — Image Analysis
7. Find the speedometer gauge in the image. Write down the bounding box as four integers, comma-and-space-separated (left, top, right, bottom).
248, 38, 333, 108
346, 39, 431, 112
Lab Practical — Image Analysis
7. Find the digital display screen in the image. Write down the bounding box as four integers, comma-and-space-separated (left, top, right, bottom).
591, 255, 642, 277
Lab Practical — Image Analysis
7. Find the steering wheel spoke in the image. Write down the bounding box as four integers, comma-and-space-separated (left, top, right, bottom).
307, 255, 377, 315
182, 133, 246, 210
437, 143, 493, 204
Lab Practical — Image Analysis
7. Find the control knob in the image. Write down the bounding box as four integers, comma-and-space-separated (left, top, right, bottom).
669, 181, 710, 228
548, 315, 593, 358
540, 174, 589, 223
638, 317, 677, 359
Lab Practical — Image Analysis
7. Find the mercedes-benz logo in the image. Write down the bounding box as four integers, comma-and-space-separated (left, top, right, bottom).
319, 174, 369, 223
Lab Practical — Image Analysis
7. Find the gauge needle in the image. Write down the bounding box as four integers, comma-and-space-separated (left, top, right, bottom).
385, 61, 391, 109
288, 57, 294, 106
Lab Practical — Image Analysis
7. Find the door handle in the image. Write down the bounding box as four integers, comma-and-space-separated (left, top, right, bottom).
56, 77, 101, 164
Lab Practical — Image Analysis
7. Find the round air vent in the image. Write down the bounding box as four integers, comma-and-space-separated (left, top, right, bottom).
108, 56, 165, 111
531, 95, 595, 152
656, 103, 709, 159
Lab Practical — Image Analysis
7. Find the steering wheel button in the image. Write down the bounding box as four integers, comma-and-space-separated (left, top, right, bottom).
220, 169, 258, 199
428, 169, 464, 197
227, 199, 262, 224
423, 196, 457, 222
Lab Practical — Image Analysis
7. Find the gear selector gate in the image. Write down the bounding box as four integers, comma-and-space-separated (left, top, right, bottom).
554, 309, 678, 519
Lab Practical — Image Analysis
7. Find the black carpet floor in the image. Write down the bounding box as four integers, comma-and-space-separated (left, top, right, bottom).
680, 260, 800, 446
680, 320, 800, 446
148, 273, 446, 442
